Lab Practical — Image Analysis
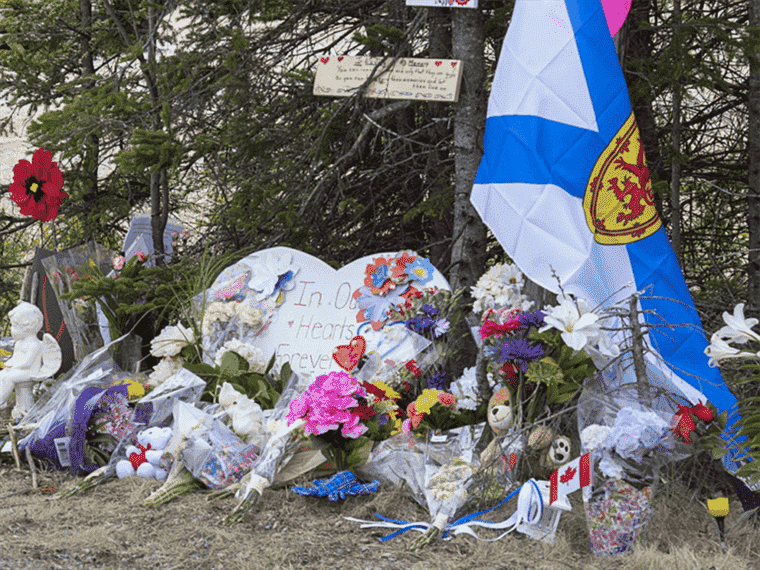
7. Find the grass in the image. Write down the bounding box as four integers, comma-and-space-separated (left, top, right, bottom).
1, 448, 759, 570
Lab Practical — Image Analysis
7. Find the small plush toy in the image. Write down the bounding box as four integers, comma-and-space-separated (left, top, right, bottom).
480, 387, 514, 468
115, 427, 174, 481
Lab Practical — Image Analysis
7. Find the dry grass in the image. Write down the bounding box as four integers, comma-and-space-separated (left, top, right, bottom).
1, 449, 759, 570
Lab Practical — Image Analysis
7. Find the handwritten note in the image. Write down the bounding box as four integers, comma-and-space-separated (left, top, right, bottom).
406, 0, 478, 7
314, 56, 463, 102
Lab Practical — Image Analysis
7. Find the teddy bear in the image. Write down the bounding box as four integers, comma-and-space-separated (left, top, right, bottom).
115, 426, 174, 481
479, 387, 514, 469
525, 424, 573, 476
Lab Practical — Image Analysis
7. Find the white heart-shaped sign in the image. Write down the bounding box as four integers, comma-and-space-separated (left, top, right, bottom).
203, 246, 450, 379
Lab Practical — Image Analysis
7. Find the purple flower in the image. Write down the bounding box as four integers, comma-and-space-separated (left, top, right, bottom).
406, 316, 435, 335
377, 414, 389, 426
500, 339, 545, 372
427, 371, 447, 391
422, 303, 440, 318
519, 310, 546, 329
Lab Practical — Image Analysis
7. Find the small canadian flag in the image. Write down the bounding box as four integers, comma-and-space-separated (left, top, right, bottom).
549, 452, 592, 505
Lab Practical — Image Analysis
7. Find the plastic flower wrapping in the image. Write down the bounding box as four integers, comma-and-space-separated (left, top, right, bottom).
356, 424, 486, 532
177, 402, 262, 490
233, 370, 304, 502
41, 243, 116, 361
193, 251, 300, 365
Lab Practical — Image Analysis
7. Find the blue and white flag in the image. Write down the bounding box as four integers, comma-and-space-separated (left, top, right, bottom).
470, 0, 746, 463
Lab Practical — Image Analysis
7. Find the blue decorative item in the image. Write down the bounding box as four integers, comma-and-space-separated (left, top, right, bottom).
291, 471, 380, 501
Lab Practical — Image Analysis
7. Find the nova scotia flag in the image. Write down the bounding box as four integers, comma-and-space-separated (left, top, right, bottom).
471, 0, 747, 464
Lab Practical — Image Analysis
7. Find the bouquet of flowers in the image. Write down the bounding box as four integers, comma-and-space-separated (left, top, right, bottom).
42, 243, 115, 360
577, 372, 702, 556
702, 303, 760, 489
223, 369, 304, 523
193, 251, 300, 365
351, 423, 486, 550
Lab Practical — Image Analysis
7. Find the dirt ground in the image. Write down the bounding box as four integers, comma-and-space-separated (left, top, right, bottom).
1, 447, 759, 570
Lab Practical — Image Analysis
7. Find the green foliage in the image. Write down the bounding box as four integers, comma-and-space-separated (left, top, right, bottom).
188, 354, 291, 410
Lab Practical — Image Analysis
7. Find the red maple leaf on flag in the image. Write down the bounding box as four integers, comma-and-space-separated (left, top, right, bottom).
559, 465, 577, 484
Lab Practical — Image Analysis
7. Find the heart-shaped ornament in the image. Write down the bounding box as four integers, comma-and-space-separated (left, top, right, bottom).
435, 61, 442, 67
320, 57, 330, 64
332, 335, 367, 371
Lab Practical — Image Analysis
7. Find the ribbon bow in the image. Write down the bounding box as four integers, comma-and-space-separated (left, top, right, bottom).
672, 401, 714, 444
291, 471, 380, 501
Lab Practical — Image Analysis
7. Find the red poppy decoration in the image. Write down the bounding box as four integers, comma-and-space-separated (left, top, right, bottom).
8, 148, 67, 221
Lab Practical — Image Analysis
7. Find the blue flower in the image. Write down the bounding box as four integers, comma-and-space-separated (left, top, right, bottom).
427, 371, 447, 391
406, 316, 435, 335
377, 413, 389, 426
406, 258, 435, 285
370, 264, 390, 288
519, 310, 546, 329
422, 303, 440, 318
500, 339, 544, 372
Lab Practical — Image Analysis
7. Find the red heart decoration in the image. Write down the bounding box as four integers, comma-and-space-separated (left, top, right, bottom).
321, 57, 330, 64
435, 61, 442, 67
332, 336, 366, 371
128, 443, 152, 470
337, 56, 344, 62
451, 62, 457, 67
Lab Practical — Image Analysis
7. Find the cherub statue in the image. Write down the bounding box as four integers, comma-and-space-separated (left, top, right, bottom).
0, 302, 62, 419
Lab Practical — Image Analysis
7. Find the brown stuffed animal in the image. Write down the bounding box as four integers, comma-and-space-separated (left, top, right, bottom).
479, 387, 514, 468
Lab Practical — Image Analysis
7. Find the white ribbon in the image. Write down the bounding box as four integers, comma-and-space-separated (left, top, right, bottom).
345, 479, 545, 542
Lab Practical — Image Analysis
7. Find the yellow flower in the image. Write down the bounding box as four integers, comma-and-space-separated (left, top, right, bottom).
113, 378, 145, 399
388, 410, 403, 435
373, 380, 401, 400
415, 389, 444, 414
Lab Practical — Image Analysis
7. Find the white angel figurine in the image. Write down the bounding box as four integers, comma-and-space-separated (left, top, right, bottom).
0, 302, 62, 419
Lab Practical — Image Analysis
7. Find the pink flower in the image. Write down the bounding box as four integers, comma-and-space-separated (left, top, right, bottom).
437, 392, 456, 408
341, 414, 368, 438
402, 419, 412, 433
287, 394, 309, 425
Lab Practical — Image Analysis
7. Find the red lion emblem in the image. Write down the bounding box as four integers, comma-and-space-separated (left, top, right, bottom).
607, 139, 653, 225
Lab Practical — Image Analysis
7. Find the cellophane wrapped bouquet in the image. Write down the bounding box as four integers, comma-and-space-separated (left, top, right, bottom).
577, 370, 705, 556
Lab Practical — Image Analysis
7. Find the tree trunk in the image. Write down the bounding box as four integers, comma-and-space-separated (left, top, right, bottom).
80, 0, 99, 241
620, 0, 667, 221
449, 7, 487, 292
669, 0, 682, 266
749, 0, 760, 312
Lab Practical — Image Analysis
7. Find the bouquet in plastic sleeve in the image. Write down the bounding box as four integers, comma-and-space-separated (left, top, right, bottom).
173, 401, 261, 489
41, 243, 114, 360
193, 251, 301, 366
18, 340, 132, 472
576, 372, 698, 556
353, 423, 485, 549
224, 370, 303, 523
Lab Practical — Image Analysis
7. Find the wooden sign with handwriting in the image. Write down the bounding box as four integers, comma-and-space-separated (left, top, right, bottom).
314, 56, 463, 102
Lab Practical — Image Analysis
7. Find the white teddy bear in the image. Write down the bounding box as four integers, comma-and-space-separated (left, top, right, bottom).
115, 426, 174, 481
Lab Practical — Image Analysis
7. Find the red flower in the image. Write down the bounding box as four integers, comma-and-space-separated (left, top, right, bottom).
690, 401, 714, 422
352, 398, 376, 421
437, 392, 456, 408
8, 149, 67, 221
361, 381, 388, 401
390, 252, 417, 281
479, 317, 522, 339
672, 405, 697, 444
405, 359, 422, 379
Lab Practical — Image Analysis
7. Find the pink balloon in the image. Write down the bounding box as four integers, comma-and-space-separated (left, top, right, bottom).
601, 0, 631, 37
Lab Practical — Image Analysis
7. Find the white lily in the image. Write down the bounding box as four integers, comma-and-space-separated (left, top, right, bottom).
717, 303, 760, 345
541, 295, 602, 351
704, 332, 757, 367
